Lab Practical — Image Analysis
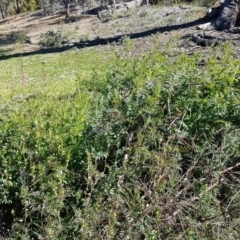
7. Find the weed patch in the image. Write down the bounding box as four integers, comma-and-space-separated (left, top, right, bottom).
1, 43, 240, 239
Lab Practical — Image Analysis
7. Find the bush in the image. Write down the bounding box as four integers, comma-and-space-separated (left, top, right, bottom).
39, 30, 67, 48
1, 43, 240, 239
16, 33, 31, 44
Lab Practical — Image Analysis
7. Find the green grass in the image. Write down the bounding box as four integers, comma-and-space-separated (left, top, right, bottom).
0, 47, 111, 106
1, 42, 240, 239
0, 46, 111, 238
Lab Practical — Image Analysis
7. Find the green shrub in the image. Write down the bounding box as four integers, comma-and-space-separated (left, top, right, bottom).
39, 30, 66, 48
69, 46, 240, 239
1, 43, 240, 239
16, 33, 31, 44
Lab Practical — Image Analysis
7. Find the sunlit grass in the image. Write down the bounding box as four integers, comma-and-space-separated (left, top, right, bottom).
0, 47, 112, 106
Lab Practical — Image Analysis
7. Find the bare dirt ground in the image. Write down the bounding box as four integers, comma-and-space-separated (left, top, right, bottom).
1, 4, 240, 58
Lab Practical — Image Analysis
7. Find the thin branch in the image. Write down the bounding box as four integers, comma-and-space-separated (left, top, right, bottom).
226, 189, 240, 212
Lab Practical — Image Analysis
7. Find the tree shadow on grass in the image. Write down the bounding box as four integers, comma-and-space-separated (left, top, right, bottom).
0, 16, 208, 60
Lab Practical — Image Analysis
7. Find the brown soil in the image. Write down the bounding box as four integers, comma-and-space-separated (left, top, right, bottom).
1, 4, 240, 58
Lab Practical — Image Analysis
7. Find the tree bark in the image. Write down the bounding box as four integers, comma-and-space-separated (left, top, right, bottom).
15, 0, 21, 14
0, 1, 8, 19
199, 0, 240, 30
64, 0, 71, 19
213, 0, 240, 30
207, 0, 224, 19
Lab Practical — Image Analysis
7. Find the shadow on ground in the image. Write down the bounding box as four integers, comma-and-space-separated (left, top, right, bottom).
0, 17, 208, 60
0, 31, 24, 45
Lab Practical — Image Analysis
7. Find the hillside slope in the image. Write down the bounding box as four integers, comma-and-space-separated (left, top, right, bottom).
1, 4, 240, 240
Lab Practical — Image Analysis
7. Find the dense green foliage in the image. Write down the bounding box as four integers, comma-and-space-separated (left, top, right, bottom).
1, 42, 240, 239
5, 0, 38, 16
39, 30, 66, 48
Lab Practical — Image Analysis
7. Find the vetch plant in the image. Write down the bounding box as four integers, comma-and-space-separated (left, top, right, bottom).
1, 42, 240, 239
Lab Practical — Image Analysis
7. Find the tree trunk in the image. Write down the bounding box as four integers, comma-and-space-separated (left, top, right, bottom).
199, 0, 240, 30
15, 0, 21, 14
0, 9, 5, 19
64, 0, 71, 19
213, 0, 240, 30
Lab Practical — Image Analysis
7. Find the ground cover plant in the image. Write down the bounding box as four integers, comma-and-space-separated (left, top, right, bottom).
1, 37, 240, 239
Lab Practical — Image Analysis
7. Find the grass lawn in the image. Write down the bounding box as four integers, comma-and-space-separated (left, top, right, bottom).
0, 47, 112, 107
